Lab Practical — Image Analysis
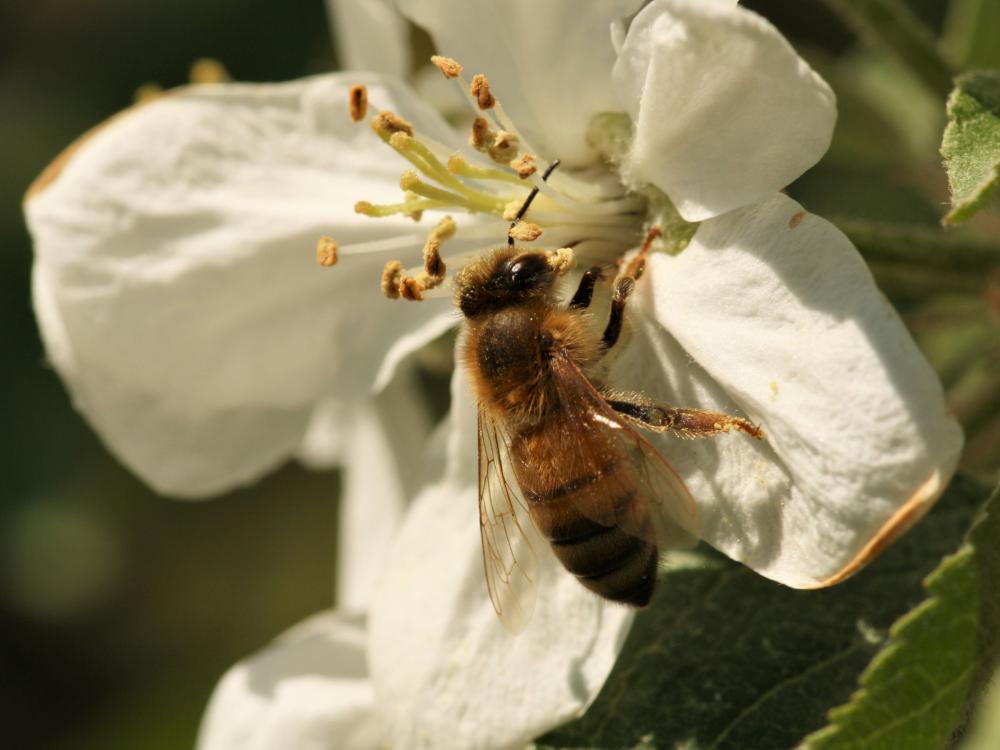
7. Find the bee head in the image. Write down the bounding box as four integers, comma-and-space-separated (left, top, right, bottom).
455, 248, 559, 318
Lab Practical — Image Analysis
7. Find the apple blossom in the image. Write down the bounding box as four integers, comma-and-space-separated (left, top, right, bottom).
24, 0, 962, 748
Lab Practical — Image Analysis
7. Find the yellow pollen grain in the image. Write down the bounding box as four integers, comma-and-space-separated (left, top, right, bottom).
510, 153, 537, 178
509, 221, 542, 242
403, 191, 424, 222
381, 260, 404, 299
349, 84, 368, 122
502, 201, 523, 221
548, 248, 575, 276
431, 55, 464, 78
133, 82, 165, 104
431, 215, 457, 241
470, 74, 495, 109
489, 131, 519, 165
399, 170, 419, 191
189, 58, 230, 84
316, 236, 339, 267
422, 239, 446, 281
470, 116, 494, 151
400, 276, 424, 301
372, 110, 414, 138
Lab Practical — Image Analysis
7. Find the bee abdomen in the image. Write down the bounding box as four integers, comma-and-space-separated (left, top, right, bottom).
526, 484, 659, 607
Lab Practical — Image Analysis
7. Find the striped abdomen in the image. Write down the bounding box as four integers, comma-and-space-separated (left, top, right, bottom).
510, 418, 658, 607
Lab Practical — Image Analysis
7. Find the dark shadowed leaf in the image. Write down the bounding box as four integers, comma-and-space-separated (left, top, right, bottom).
537, 475, 995, 750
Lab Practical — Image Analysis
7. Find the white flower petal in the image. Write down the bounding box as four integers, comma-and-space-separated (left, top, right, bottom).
26, 74, 463, 498
614, 0, 836, 221
398, 0, 644, 166
198, 610, 381, 750
328, 0, 410, 76
619, 193, 962, 587
337, 365, 435, 612
369, 368, 633, 749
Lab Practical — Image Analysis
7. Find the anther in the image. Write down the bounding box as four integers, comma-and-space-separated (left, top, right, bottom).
402, 191, 423, 221
547, 247, 575, 276
510, 153, 537, 179
470, 74, 495, 109
372, 110, 414, 139
470, 117, 494, 151
349, 84, 368, 122
400, 276, 424, 301
431, 55, 464, 78
509, 221, 542, 242
190, 58, 230, 84
316, 236, 339, 267
489, 131, 519, 165
381, 260, 404, 299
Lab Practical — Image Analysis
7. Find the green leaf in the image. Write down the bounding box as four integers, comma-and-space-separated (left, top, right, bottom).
942, 72, 1000, 226
943, 0, 1000, 71
960, 662, 1000, 750
801, 483, 1000, 749
537, 476, 996, 750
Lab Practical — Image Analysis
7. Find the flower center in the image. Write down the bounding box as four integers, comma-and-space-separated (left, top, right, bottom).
320, 56, 682, 300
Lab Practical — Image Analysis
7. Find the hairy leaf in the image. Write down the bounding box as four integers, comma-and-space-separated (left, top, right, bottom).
537, 476, 995, 750
802, 482, 1000, 749
942, 72, 1000, 226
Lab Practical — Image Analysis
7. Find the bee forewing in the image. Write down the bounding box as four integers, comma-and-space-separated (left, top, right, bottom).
548, 349, 701, 545
478, 409, 542, 634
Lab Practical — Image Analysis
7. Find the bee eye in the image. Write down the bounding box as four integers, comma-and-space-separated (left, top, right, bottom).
509, 262, 524, 279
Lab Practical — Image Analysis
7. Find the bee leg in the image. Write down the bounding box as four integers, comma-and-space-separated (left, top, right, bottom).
601, 276, 635, 350
601, 226, 662, 350
607, 396, 764, 440
568, 266, 607, 310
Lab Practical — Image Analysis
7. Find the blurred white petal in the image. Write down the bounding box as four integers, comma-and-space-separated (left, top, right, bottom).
328, 0, 410, 76
27, 74, 460, 498
398, 0, 644, 166
337, 365, 436, 612
613, 0, 836, 221
198, 611, 380, 750
618, 193, 963, 586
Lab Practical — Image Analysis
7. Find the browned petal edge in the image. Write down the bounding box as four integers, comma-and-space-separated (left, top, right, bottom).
23, 89, 181, 205
801, 470, 947, 590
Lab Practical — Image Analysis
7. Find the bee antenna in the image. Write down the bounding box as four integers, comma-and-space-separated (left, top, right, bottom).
508, 159, 560, 247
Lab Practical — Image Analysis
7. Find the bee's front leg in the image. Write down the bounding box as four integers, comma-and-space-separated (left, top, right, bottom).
568, 266, 607, 310
606, 395, 764, 440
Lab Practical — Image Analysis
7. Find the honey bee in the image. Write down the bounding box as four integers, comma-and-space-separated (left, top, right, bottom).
455, 166, 763, 633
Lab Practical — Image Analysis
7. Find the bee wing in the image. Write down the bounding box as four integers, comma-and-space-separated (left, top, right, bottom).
478, 407, 541, 634
548, 347, 700, 544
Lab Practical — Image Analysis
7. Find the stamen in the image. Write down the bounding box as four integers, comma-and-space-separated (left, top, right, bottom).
355, 198, 442, 219
470, 74, 495, 110
431, 55, 464, 78
509, 221, 542, 243
372, 110, 414, 139
316, 236, 339, 267
510, 153, 537, 179
446, 154, 523, 185
381, 260, 404, 299
349, 85, 368, 122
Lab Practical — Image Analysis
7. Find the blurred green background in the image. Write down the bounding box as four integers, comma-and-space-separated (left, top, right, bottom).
2, 1, 997, 748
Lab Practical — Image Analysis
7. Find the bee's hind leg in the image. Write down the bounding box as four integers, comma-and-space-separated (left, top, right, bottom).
606, 395, 764, 440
